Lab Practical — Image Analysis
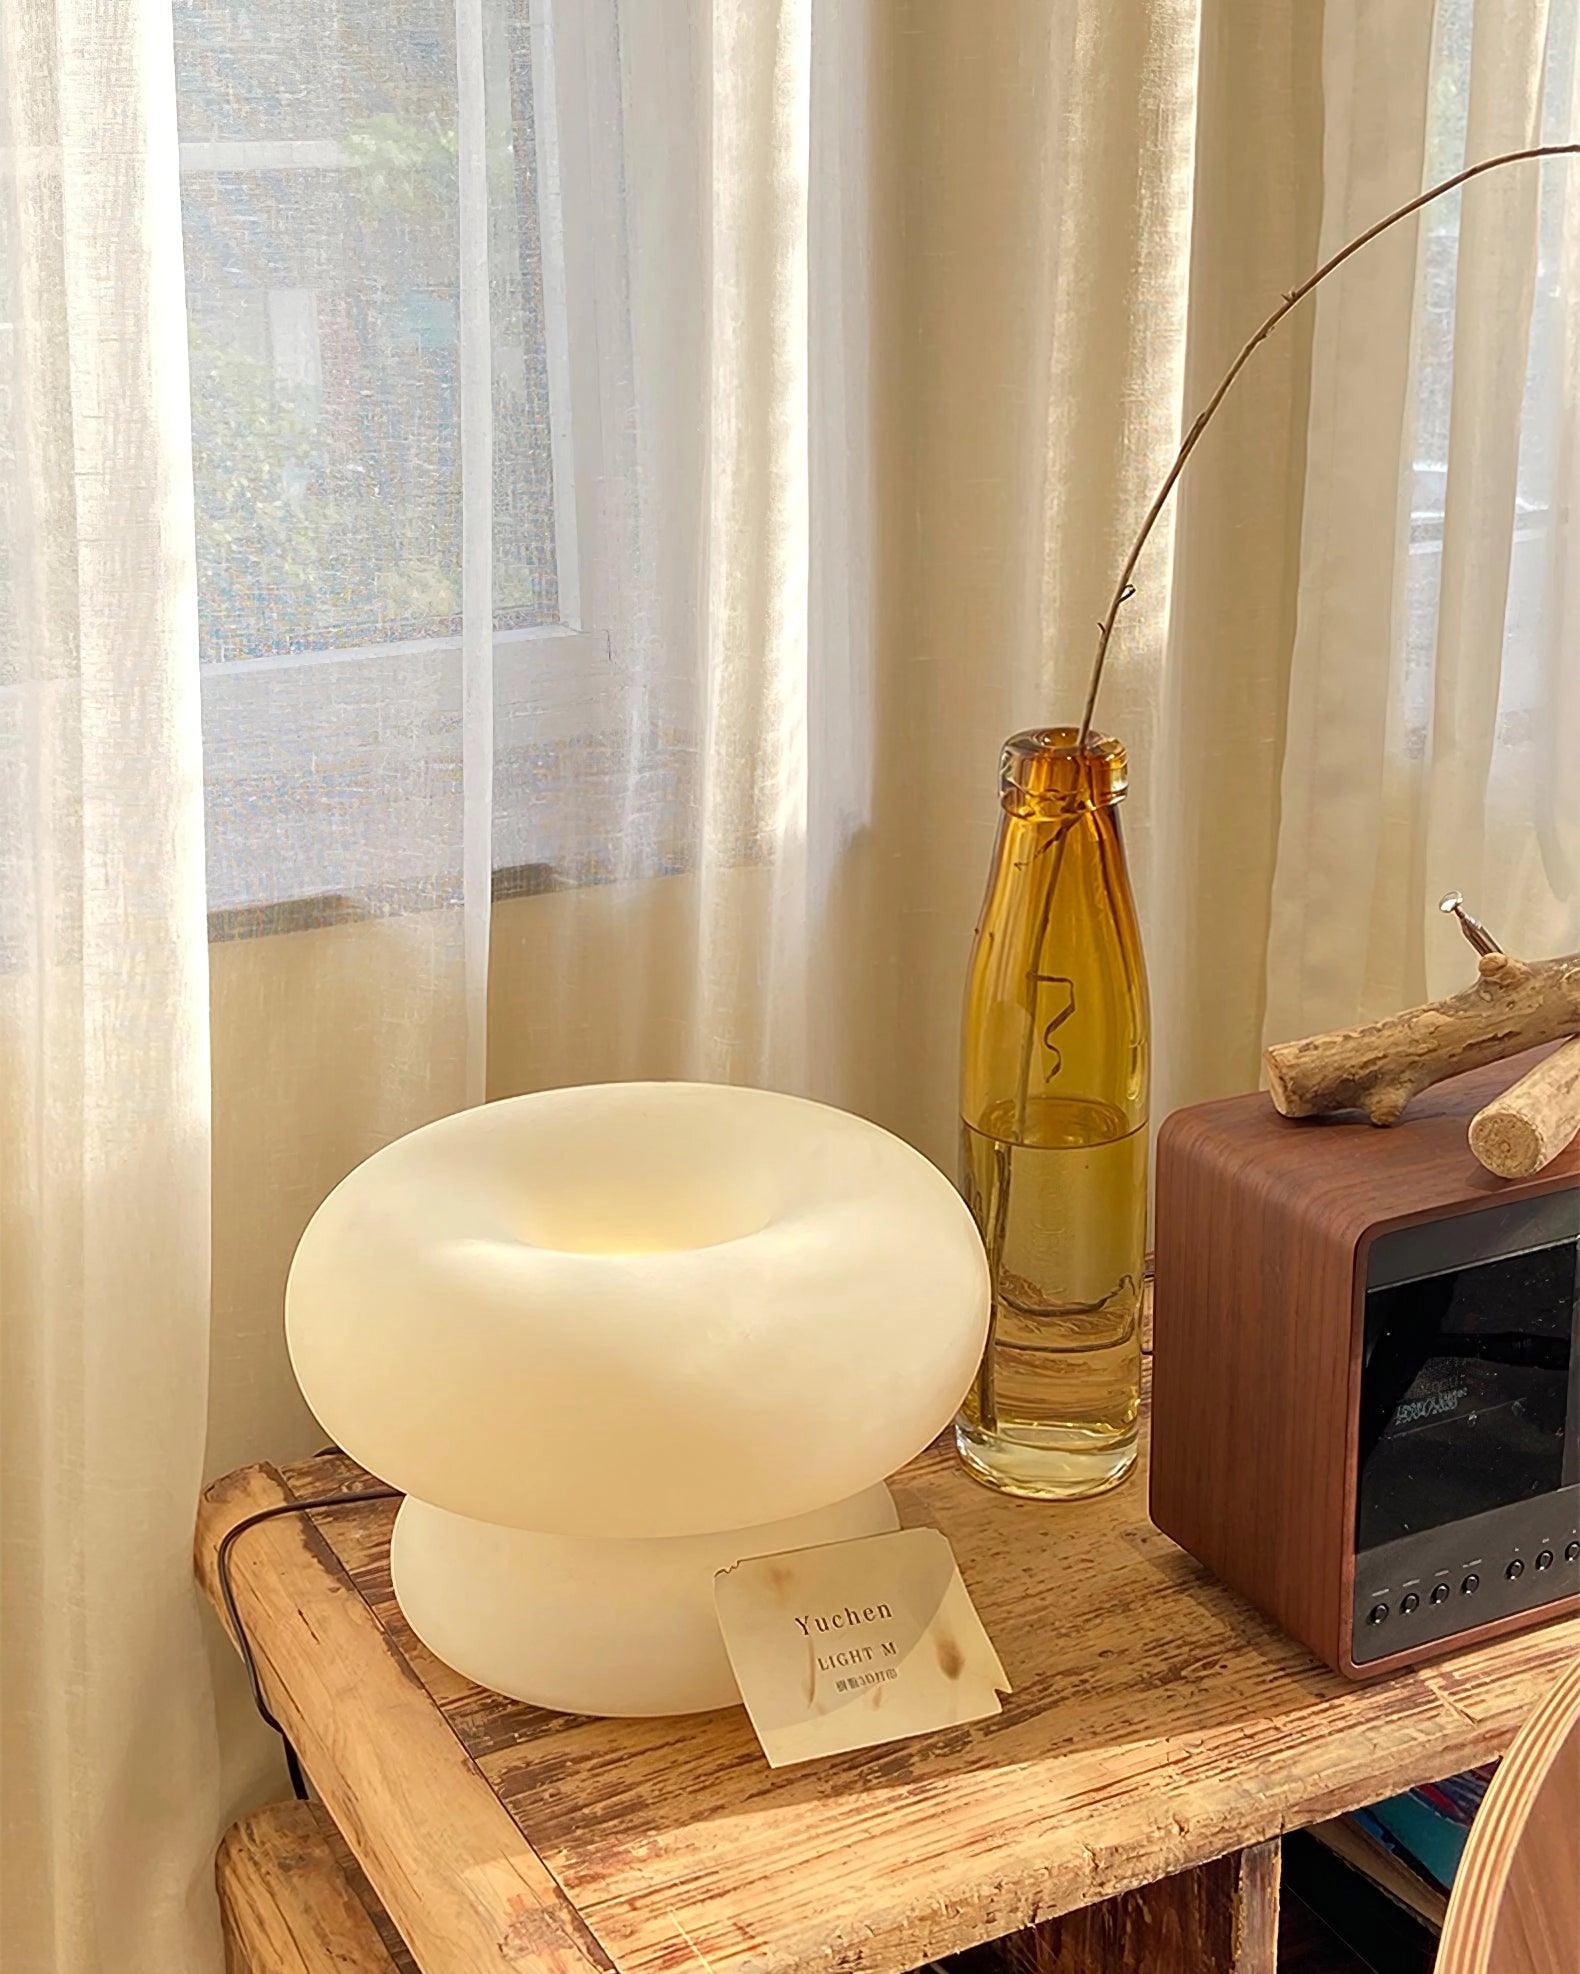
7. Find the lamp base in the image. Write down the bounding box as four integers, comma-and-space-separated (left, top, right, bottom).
389, 1484, 900, 1716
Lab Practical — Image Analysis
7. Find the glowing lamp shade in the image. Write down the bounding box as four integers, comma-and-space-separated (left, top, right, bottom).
286, 1082, 989, 1716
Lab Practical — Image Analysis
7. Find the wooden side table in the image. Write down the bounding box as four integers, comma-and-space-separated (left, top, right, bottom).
197, 1399, 1576, 1974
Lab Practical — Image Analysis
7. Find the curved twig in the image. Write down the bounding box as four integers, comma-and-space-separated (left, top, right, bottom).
1076, 141, 1580, 750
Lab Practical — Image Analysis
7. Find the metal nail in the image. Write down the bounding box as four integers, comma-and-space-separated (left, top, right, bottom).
1438, 892, 1504, 957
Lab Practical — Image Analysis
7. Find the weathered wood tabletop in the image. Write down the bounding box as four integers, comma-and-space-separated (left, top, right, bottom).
197, 1382, 1578, 1974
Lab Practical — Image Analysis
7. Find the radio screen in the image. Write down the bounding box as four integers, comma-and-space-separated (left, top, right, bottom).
1356, 1239, 1576, 1554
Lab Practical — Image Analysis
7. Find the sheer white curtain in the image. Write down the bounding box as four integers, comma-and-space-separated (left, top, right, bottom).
2, 0, 496, 1964
489, 0, 1212, 1146
0, 2, 224, 1969
1266, 0, 1580, 1036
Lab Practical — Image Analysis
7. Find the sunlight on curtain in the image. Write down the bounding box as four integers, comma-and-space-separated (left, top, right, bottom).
0, 2, 223, 1967
487, 0, 1210, 1151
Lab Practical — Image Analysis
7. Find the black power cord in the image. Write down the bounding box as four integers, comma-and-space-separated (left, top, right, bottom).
214, 1485, 401, 1800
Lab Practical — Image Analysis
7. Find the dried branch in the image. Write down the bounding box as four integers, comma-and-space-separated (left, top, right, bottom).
1263, 951, 1580, 1126
1468, 1037, 1580, 1177
1076, 141, 1580, 750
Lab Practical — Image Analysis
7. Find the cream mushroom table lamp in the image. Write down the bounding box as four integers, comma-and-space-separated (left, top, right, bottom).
286, 1082, 990, 1717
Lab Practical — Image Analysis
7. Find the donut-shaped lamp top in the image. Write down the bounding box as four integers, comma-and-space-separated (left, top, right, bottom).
286, 1082, 989, 1538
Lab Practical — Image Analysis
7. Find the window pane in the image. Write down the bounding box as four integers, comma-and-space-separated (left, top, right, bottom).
176, 0, 558, 665
177, 0, 565, 923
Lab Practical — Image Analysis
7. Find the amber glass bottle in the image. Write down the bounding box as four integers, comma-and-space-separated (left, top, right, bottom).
956, 728, 1149, 1499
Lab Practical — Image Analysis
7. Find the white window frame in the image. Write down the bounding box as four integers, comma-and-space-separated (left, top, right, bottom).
190, 0, 623, 936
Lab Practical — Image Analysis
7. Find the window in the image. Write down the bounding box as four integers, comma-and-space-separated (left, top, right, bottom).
178, 0, 601, 927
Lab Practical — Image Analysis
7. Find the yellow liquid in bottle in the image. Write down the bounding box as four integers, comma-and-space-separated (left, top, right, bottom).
955, 1096, 1144, 1497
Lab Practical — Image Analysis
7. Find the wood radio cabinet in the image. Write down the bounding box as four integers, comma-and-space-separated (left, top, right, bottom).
1150, 1051, 1580, 1679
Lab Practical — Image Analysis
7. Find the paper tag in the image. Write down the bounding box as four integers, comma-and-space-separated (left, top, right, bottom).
714, 1527, 1010, 1767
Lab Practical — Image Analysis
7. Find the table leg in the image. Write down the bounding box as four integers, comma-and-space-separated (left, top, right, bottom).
217, 1802, 411, 1974
987, 1840, 1281, 1974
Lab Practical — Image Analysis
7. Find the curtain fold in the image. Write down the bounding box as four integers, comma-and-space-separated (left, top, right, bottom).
1151, 0, 1325, 1107
0, 1, 224, 1968
1261, 0, 1442, 1040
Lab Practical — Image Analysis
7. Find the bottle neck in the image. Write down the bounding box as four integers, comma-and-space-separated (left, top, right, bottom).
998, 728, 1127, 823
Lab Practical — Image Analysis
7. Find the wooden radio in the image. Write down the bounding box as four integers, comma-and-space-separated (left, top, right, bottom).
1150, 1051, 1580, 1679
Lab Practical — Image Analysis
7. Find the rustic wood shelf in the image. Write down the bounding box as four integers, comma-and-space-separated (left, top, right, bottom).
217, 1801, 416, 1974
197, 1386, 1577, 1974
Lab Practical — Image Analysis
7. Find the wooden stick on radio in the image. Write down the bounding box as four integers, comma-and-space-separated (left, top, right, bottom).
1468, 1036, 1580, 1179
1265, 946, 1580, 1128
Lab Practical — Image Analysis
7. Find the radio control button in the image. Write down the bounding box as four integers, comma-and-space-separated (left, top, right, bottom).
1400, 1591, 1420, 1614
1535, 1550, 1554, 1571
1461, 1573, 1480, 1595
1566, 1541, 1579, 1563
1367, 1604, 1389, 1626
1506, 1558, 1525, 1580
1430, 1583, 1451, 1605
